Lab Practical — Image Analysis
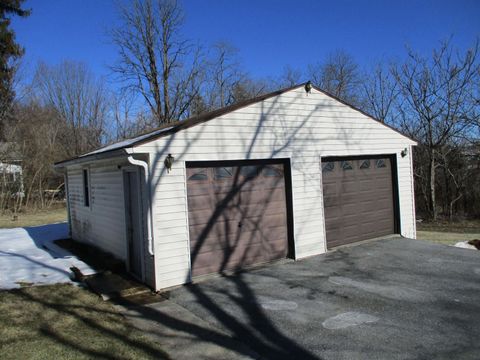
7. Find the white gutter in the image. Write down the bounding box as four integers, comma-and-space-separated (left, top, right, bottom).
127, 156, 154, 256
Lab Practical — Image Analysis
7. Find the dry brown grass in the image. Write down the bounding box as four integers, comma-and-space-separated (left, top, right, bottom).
0, 206, 67, 228
416, 219, 480, 246
417, 220, 480, 245
417, 219, 480, 234
416, 231, 480, 246
0, 284, 168, 359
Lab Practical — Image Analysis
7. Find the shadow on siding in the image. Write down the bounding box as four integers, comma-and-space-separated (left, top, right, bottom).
135, 91, 363, 358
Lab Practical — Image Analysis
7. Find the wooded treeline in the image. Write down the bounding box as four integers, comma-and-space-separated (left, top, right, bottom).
0, 0, 479, 221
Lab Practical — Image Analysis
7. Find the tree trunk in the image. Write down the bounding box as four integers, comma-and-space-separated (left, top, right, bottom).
449, 193, 462, 221
429, 151, 437, 221
443, 166, 449, 215
162, 27, 170, 123
163, 76, 170, 123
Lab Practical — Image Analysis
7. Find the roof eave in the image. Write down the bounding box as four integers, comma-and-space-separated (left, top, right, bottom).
54, 148, 133, 169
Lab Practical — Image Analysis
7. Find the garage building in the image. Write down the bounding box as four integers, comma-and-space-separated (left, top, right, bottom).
54, 83, 417, 291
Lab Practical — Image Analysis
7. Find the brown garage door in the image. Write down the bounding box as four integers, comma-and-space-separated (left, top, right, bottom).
322, 157, 396, 248
186, 162, 289, 277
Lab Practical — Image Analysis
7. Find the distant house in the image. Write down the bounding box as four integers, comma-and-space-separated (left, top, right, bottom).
55, 83, 417, 291
0, 143, 24, 198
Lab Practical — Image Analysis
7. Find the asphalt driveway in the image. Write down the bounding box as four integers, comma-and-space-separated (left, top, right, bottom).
124, 238, 480, 359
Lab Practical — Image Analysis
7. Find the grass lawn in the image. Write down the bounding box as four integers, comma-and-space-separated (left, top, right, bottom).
0, 206, 67, 228
416, 230, 480, 246
0, 284, 168, 360
417, 219, 480, 245
417, 219, 480, 233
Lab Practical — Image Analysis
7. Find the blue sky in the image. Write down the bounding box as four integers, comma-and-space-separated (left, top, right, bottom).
11, 0, 480, 86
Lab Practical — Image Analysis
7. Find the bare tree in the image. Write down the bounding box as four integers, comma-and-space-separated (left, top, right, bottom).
308, 50, 362, 104
112, 89, 136, 140
230, 78, 270, 104
4, 101, 65, 211
111, 0, 203, 125
205, 41, 245, 109
393, 40, 480, 220
437, 146, 470, 220
363, 63, 399, 124
110, 89, 156, 141
276, 65, 303, 88
33, 61, 109, 157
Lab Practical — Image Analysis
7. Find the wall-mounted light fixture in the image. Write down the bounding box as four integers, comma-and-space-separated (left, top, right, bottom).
304, 81, 312, 94
164, 154, 174, 173
401, 148, 408, 158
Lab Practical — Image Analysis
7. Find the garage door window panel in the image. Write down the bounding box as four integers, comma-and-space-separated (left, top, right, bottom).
240, 165, 259, 178
359, 160, 371, 169
341, 161, 353, 170
262, 165, 283, 177
188, 169, 209, 181
322, 162, 335, 173
262, 166, 284, 188
214, 167, 234, 180
375, 159, 387, 168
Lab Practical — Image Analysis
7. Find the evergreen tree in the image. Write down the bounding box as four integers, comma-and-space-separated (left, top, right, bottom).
0, 0, 30, 137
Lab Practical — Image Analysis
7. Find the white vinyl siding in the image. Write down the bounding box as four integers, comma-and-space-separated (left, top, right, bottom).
132, 87, 416, 290
67, 161, 127, 260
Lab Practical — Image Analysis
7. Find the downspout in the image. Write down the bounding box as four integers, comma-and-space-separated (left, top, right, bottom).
64, 172, 72, 238
127, 156, 154, 256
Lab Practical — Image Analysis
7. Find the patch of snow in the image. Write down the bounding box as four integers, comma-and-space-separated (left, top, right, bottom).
322, 312, 379, 330
453, 241, 477, 250
0, 223, 95, 289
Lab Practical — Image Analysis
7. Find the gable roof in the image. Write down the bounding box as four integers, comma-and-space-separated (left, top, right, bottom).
55, 82, 416, 167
